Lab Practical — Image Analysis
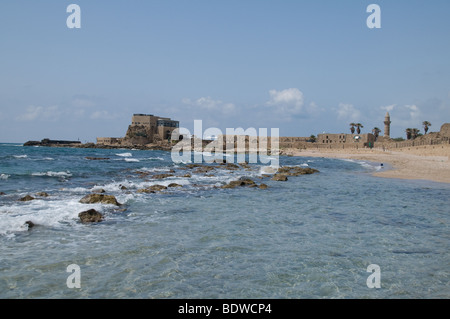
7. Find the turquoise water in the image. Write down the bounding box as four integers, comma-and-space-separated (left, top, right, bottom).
0, 143, 449, 298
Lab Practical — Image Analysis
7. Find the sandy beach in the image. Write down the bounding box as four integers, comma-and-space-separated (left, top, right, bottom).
282, 144, 450, 184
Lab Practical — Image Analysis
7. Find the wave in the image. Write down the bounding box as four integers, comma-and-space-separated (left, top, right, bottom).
0, 198, 104, 237
13, 155, 28, 159
32, 171, 72, 178
148, 157, 165, 161
0, 174, 10, 180
124, 158, 140, 162
116, 152, 133, 157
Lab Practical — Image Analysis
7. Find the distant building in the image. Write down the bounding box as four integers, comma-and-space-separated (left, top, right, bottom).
97, 114, 179, 146
317, 133, 375, 147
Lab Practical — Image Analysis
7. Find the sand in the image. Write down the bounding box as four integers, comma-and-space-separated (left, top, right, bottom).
282, 144, 450, 184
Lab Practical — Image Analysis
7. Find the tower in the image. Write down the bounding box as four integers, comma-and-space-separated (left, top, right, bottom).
384, 112, 391, 138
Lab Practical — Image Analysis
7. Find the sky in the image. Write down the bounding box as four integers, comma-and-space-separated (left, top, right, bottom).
0, 0, 449, 143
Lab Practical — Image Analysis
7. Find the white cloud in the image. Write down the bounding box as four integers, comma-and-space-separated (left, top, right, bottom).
379, 104, 422, 129
381, 104, 396, 113
90, 110, 118, 120
182, 96, 236, 116
335, 103, 362, 122
16, 105, 61, 121
266, 88, 304, 116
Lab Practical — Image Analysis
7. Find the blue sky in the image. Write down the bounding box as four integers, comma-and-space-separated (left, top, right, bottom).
0, 0, 449, 142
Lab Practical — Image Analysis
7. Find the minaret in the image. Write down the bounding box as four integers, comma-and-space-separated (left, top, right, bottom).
384, 112, 391, 138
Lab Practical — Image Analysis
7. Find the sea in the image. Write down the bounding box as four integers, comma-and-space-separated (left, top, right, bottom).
0, 142, 449, 299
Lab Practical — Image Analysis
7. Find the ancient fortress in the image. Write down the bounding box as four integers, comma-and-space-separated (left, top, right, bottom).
97, 114, 179, 147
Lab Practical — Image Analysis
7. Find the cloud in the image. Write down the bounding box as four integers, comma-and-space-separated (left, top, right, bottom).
182, 96, 236, 116
335, 103, 362, 122
266, 88, 304, 116
379, 104, 422, 129
90, 110, 118, 120
16, 105, 61, 121
381, 104, 396, 113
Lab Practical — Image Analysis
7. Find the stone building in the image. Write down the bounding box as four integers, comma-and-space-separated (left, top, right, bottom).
97, 114, 179, 146
317, 133, 376, 147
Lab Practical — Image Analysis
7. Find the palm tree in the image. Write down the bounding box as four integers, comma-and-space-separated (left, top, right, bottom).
422, 121, 431, 134
355, 123, 364, 134
406, 128, 412, 140
372, 127, 381, 140
349, 123, 356, 134
411, 128, 420, 140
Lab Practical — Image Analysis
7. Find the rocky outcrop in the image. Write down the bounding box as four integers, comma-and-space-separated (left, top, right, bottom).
137, 185, 168, 193
277, 166, 319, 176
222, 177, 257, 189
271, 174, 288, 181
79, 194, 121, 206
25, 221, 35, 229
79, 209, 104, 223
19, 195, 35, 201
152, 173, 174, 179
168, 183, 183, 188
35, 192, 49, 197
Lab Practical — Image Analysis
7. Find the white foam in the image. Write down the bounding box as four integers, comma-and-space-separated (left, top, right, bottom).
13, 155, 27, 159
44, 157, 55, 161
0, 174, 10, 180
148, 157, 164, 161
259, 166, 278, 175
125, 158, 140, 162
32, 171, 72, 178
116, 152, 132, 157
0, 198, 105, 237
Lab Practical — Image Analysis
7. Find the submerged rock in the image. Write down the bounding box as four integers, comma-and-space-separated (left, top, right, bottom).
222, 177, 256, 189
24, 221, 35, 229
0, 192, 6, 196
85, 157, 110, 160
152, 173, 174, 179
137, 185, 168, 193
259, 183, 268, 189
79, 209, 104, 223
168, 183, 183, 188
35, 192, 49, 197
19, 195, 35, 202
271, 174, 288, 181
277, 166, 319, 176
79, 194, 121, 206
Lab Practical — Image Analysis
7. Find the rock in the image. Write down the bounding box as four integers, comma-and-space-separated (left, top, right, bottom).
152, 173, 174, 179
0, 192, 6, 196
277, 166, 319, 176
168, 183, 183, 188
25, 221, 35, 229
19, 195, 35, 202
79, 209, 104, 223
271, 174, 288, 181
259, 183, 268, 189
85, 157, 110, 160
137, 185, 168, 193
222, 177, 256, 189
120, 185, 128, 190
194, 166, 215, 173
224, 163, 239, 170
35, 192, 49, 197
182, 173, 192, 178
79, 194, 121, 206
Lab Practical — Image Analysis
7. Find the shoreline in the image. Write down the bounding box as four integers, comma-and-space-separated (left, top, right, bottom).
281, 146, 450, 184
